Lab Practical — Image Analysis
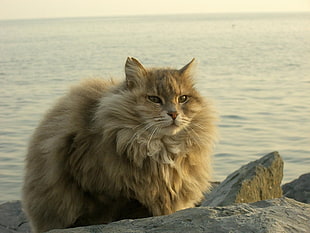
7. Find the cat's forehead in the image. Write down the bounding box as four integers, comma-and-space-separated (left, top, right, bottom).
146, 69, 193, 96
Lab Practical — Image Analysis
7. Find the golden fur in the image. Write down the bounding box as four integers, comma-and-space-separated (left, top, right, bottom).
22, 57, 217, 233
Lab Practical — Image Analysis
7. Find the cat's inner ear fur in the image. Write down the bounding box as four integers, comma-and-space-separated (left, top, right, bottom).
125, 57, 147, 89
179, 58, 196, 78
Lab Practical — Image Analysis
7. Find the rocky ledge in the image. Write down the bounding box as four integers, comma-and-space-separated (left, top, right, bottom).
1, 152, 309, 233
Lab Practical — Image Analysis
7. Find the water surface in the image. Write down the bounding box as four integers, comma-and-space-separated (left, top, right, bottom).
0, 13, 309, 201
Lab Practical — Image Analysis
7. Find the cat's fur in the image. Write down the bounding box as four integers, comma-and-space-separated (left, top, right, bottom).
22, 57, 217, 233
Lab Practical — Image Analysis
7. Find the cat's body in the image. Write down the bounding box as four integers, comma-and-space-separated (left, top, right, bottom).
22, 58, 217, 233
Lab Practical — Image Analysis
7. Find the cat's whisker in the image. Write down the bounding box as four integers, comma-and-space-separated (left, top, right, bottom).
184, 126, 207, 150
147, 126, 160, 150
184, 128, 201, 149
132, 121, 159, 142
191, 127, 206, 143
132, 122, 148, 130
153, 117, 166, 122
190, 122, 210, 131
123, 121, 161, 152
141, 122, 160, 136
124, 122, 149, 149
178, 117, 191, 125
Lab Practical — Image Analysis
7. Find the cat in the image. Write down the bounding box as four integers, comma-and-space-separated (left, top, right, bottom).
22, 57, 217, 233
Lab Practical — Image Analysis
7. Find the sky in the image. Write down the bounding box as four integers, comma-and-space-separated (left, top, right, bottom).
0, 0, 310, 20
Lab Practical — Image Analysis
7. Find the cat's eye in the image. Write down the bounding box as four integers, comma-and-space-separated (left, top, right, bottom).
148, 96, 162, 104
178, 95, 189, 103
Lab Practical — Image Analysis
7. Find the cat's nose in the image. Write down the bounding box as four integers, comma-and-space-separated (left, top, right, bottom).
167, 111, 178, 120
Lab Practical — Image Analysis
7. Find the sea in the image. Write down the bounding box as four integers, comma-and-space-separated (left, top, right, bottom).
0, 13, 309, 202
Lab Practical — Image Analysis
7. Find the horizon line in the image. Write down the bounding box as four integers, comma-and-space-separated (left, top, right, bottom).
1, 10, 309, 22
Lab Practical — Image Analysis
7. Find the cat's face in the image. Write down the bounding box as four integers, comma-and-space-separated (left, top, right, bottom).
125, 57, 203, 137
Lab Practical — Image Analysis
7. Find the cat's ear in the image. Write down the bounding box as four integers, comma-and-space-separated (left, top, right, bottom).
125, 57, 147, 89
179, 58, 196, 77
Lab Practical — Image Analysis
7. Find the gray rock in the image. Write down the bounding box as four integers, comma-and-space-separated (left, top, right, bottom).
202, 151, 283, 207
282, 173, 310, 204
47, 198, 310, 233
3, 152, 309, 233
0, 201, 30, 233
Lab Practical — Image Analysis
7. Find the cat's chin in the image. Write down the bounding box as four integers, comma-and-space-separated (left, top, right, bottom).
161, 125, 183, 136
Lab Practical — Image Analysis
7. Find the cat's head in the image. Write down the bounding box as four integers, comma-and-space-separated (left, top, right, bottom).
124, 57, 205, 136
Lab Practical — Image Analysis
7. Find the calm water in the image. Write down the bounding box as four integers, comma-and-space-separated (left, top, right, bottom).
0, 13, 309, 202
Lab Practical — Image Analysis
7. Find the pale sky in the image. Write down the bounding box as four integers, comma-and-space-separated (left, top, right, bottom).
1, 0, 310, 20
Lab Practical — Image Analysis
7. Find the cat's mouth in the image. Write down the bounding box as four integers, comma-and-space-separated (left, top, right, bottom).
147, 117, 187, 136
160, 120, 183, 135
162, 118, 179, 127
171, 118, 184, 127
169, 122, 179, 128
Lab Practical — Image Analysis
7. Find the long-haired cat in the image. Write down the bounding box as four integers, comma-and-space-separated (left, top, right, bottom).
22, 57, 217, 233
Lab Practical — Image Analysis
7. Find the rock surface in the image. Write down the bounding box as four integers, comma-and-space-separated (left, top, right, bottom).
0, 201, 29, 233
1, 152, 309, 233
47, 198, 310, 233
282, 173, 310, 204
202, 151, 283, 206
1, 198, 309, 233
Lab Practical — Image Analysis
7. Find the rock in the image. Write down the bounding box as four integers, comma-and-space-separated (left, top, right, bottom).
0, 201, 30, 233
282, 173, 310, 204
202, 151, 283, 207
47, 197, 310, 233
3, 152, 308, 233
